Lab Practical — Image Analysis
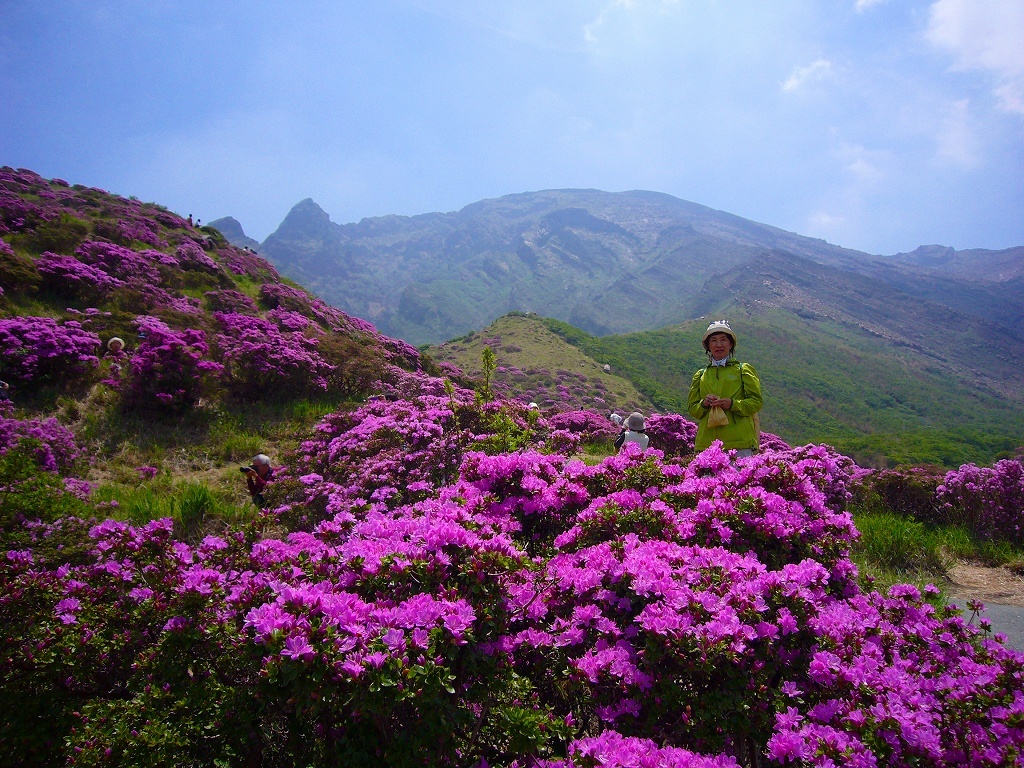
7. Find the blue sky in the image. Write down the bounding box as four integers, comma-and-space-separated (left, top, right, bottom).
2, 0, 1022, 254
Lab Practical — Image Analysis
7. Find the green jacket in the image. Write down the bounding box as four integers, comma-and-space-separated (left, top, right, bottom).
687, 359, 763, 451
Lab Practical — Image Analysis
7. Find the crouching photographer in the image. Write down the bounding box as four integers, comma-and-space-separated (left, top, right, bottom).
240, 453, 274, 507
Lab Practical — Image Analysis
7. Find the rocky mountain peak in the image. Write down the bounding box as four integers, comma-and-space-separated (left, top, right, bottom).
272, 198, 333, 240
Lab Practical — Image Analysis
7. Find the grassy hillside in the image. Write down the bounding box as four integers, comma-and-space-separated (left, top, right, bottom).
538, 307, 1024, 468
0, 167, 417, 521
425, 312, 652, 415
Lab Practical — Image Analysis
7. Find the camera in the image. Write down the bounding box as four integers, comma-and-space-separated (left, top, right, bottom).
239, 466, 253, 474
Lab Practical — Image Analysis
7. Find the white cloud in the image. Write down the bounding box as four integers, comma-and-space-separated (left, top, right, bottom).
781, 59, 832, 92
854, 0, 887, 12
584, 0, 636, 44
926, 0, 1024, 115
838, 143, 888, 183
935, 98, 980, 168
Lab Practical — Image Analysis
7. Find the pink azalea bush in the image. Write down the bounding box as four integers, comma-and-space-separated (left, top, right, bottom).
0, 408, 84, 474
937, 458, 1024, 543
644, 412, 699, 457
74, 239, 162, 284
36, 251, 124, 299
214, 312, 333, 399
546, 409, 621, 444
5, 379, 1023, 766
124, 316, 223, 412
0, 315, 101, 386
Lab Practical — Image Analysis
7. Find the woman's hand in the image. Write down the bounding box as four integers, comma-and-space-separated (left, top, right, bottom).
703, 395, 732, 409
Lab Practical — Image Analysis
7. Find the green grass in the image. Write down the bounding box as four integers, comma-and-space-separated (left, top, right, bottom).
92, 479, 254, 540
852, 511, 949, 573
850, 506, 1024, 599
427, 314, 652, 415
57, 385, 355, 541
539, 308, 1024, 468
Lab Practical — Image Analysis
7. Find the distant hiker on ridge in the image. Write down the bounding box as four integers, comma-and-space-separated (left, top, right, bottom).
687, 320, 762, 458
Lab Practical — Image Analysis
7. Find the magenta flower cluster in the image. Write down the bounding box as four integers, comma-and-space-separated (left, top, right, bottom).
213, 312, 333, 398
125, 316, 223, 411
643, 412, 699, 456
74, 240, 163, 284
937, 458, 1024, 543
0, 315, 100, 384
4, 399, 1022, 765
36, 251, 124, 296
546, 409, 621, 443
0, 408, 84, 474
204, 289, 259, 315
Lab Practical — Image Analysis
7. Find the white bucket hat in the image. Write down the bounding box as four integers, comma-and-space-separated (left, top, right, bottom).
702, 320, 736, 351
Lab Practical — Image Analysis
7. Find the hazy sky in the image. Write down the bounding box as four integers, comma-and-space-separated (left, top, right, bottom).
2, 1, 1022, 254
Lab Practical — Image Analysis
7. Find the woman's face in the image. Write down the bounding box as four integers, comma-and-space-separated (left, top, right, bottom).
706, 333, 733, 361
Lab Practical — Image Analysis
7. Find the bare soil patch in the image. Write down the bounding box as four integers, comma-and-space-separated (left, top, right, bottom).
944, 563, 1024, 608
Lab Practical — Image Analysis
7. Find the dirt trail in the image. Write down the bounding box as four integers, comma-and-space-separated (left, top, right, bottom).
944, 563, 1024, 608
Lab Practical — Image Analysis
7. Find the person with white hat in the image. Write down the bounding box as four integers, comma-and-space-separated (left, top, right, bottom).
687, 320, 762, 457
613, 412, 649, 451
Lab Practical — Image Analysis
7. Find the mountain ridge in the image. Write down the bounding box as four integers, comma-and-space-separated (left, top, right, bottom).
218, 189, 1022, 352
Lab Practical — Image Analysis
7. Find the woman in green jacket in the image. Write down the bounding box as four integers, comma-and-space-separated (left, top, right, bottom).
687, 320, 763, 457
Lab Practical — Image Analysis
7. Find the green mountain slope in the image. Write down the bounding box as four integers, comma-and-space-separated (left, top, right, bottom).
0, 167, 414, 500
540, 308, 1024, 467
426, 313, 652, 415
425, 305, 1024, 468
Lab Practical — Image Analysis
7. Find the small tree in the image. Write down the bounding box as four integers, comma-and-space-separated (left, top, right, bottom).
478, 345, 496, 404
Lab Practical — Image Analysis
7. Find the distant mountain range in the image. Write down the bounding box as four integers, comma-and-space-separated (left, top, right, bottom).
210, 189, 1024, 400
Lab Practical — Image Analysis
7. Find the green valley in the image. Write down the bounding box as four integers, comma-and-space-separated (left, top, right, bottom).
430, 309, 1024, 468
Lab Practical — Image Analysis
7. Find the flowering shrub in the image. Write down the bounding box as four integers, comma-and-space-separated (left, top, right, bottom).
3, 407, 1023, 766
546, 409, 620, 444
124, 219, 165, 246
0, 316, 101, 386
124, 316, 223, 412
547, 732, 741, 767
214, 312, 333, 400
645, 412, 698, 456
937, 458, 1024, 543
0, 411, 84, 474
0, 187, 50, 234
217, 247, 279, 279
74, 239, 161, 284
266, 306, 311, 330
757, 431, 792, 452
36, 251, 123, 300
176, 240, 220, 273
204, 289, 259, 314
